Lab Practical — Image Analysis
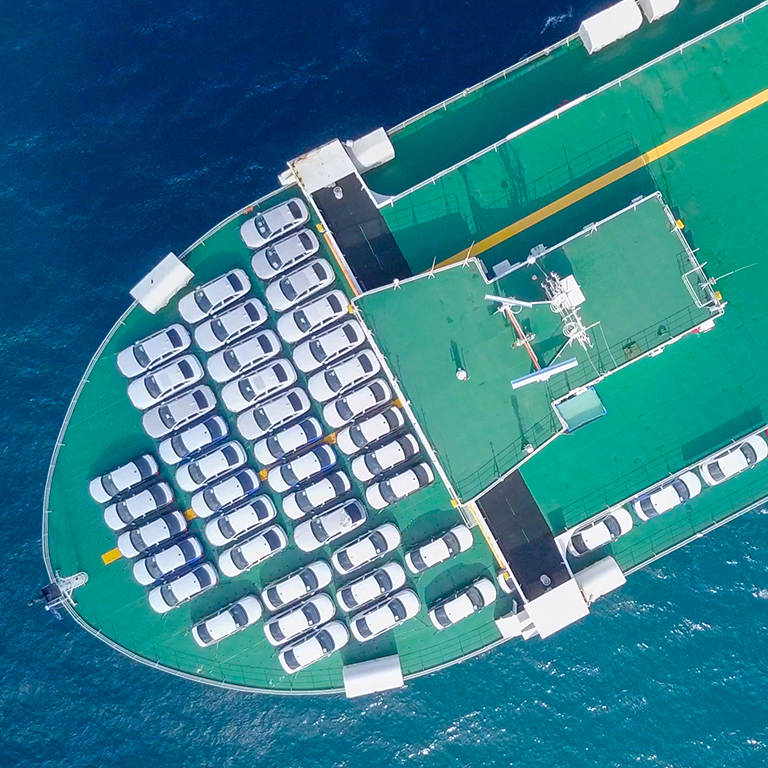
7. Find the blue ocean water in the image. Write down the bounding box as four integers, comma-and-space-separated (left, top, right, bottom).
4, 1, 768, 765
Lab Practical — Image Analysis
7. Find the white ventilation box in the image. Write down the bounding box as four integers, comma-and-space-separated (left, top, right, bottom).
130, 253, 193, 314
574, 556, 626, 603
579, 0, 644, 54
637, 0, 679, 22
345, 128, 395, 173
343, 655, 404, 698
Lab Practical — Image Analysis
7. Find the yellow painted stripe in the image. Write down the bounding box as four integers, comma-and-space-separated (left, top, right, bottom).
101, 548, 122, 565
439, 86, 768, 267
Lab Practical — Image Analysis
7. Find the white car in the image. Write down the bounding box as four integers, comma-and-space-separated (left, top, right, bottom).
132, 536, 204, 586
175, 442, 247, 493
206, 330, 281, 383
178, 269, 250, 324
335, 562, 407, 614
307, 350, 380, 403
261, 561, 333, 612
293, 499, 367, 552
428, 577, 497, 631
117, 511, 188, 559
127, 355, 204, 410
236, 388, 311, 441
567, 507, 634, 557
103, 482, 174, 531
142, 386, 217, 439
191, 595, 263, 648
253, 418, 324, 467
336, 407, 405, 455
366, 462, 434, 510
89, 454, 159, 504
264, 593, 336, 646
117, 324, 191, 379
268, 445, 337, 494
698, 434, 768, 486
240, 198, 309, 249
265, 259, 335, 313
350, 589, 421, 643
251, 228, 320, 280
278, 621, 349, 674
631, 472, 702, 522
331, 523, 401, 575
158, 416, 229, 465
218, 525, 288, 577
404, 524, 474, 574
282, 472, 352, 520
292, 320, 365, 374
352, 435, 420, 482
148, 563, 218, 614
276, 290, 349, 343
191, 468, 260, 518
194, 299, 269, 352
204, 496, 278, 547
323, 379, 392, 429
221, 359, 297, 413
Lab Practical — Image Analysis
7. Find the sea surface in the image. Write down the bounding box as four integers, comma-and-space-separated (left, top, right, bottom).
4, 1, 768, 766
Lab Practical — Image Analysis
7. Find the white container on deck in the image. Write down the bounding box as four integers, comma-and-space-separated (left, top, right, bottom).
578, 0, 643, 55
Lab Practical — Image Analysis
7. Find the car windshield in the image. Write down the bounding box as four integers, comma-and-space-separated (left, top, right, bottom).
375, 571, 392, 592
283, 649, 300, 670
265, 246, 281, 270
167, 328, 182, 347
146, 557, 164, 580
433, 605, 451, 628
380, 482, 399, 504
202, 487, 220, 511
217, 516, 236, 539
194, 289, 213, 314
189, 463, 207, 485
409, 550, 427, 571
309, 339, 326, 363
281, 279, 298, 302
349, 424, 366, 447
364, 453, 383, 475
671, 478, 690, 502
254, 408, 271, 430
158, 404, 176, 429
639, 497, 657, 518
100, 471, 121, 497
336, 550, 354, 571
211, 318, 229, 342
301, 569, 318, 591
390, 598, 407, 622
604, 515, 621, 538
115, 501, 134, 525
303, 602, 321, 625
170, 434, 188, 458
443, 532, 459, 556
294, 310, 310, 332
239, 379, 256, 402
265, 435, 283, 459
128, 525, 147, 551
133, 343, 151, 368
282, 465, 299, 487
310, 517, 328, 542
223, 349, 241, 373
231, 548, 250, 571
316, 629, 334, 654
337, 400, 353, 421
230, 604, 248, 627
709, 463, 727, 482
466, 586, 484, 610
742, 443, 758, 465
195, 623, 213, 645
144, 376, 162, 399
325, 369, 342, 392
370, 531, 387, 553
254, 214, 270, 238
160, 584, 180, 607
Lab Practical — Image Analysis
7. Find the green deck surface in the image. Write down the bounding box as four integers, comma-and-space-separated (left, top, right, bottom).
45, 189, 504, 693
356, 266, 559, 501
45, 2, 768, 691
364, 0, 759, 198
381, 2, 768, 273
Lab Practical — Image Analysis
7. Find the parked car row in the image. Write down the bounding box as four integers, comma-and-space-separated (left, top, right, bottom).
567, 433, 768, 557
88, 454, 220, 613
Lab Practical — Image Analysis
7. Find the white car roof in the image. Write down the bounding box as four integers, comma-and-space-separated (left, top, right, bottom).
418, 538, 451, 568
202, 611, 239, 641
168, 569, 206, 601
579, 521, 613, 550
150, 541, 195, 574
441, 593, 475, 625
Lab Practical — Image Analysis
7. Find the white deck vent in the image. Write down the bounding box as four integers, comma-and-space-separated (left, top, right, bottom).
574, 556, 627, 603
343, 655, 404, 698
637, 0, 679, 23
345, 128, 395, 173
130, 253, 193, 314
579, 0, 643, 54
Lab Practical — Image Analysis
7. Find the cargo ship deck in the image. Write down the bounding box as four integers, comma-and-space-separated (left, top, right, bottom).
43, 0, 768, 695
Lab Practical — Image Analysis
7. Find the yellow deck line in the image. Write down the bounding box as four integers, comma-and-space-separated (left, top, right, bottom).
439, 86, 768, 267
